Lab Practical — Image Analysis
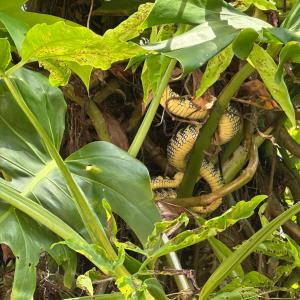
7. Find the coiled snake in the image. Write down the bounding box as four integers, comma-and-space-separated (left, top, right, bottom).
151, 86, 241, 213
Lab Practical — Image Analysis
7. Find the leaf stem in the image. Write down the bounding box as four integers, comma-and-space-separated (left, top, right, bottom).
2, 75, 129, 277
128, 24, 188, 157
128, 59, 177, 157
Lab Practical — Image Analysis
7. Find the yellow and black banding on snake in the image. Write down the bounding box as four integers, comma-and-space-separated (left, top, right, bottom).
152, 86, 241, 212
160, 86, 209, 120
217, 105, 241, 145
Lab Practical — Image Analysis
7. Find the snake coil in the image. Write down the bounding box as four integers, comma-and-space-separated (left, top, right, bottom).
151, 86, 241, 213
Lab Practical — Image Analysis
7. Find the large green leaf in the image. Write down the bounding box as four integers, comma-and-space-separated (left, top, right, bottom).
142, 0, 270, 72
144, 0, 269, 29
247, 44, 295, 125
0, 68, 160, 243
0, 68, 160, 297
16, 4, 151, 87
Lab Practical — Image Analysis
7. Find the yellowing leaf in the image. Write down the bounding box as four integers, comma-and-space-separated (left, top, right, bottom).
195, 44, 234, 98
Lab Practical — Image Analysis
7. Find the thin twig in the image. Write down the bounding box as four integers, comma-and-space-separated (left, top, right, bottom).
87, 0, 94, 28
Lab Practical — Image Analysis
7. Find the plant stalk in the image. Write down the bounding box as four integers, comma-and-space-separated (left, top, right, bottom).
128, 59, 177, 157
3, 76, 129, 277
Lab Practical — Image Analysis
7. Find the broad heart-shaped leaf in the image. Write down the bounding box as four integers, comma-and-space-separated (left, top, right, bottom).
142, 0, 271, 73
0, 68, 160, 243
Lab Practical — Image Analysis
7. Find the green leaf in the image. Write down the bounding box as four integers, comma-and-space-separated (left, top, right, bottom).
0, 0, 75, 29
0, 204, 76, 300
208, 237, 244, 279
0, 38, 11, 72
55, 240, 118, 275
142, 196, 266, 266
146, 213, 189, 251
287, 236, 300, 267
199, 199, 300, 299
141, 25, 175, 101
0, 11, 28, 51
276, 42, 300, 82
242, 271, 274, 287
144, 0, 269, 29
142, 0, 270, 72
195, 44, 234, 98
232, 29, 258, 59
68, 62, 93, 91
256, 237, 294, 262
248, 44, 295, 126
66, 294, 124, 300
281, 0, 300, 31
77, 275, 94, 296
18, 7, 150, 86
210, 287, 259, 300
103, 3, 153, 41
144, 278, 169, 300
0, 66, 160, 254
234, 0, 276, 11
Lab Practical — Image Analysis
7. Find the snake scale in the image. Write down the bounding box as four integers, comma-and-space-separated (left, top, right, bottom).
151, 86, 241, 213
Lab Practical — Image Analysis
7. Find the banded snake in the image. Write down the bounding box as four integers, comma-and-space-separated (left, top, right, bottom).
151, 86, 241, 213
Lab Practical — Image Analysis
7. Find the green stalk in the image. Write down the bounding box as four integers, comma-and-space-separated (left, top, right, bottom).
128, 24, 188, 157
3, 76, 129, 277
177, 63, 255, 197
128, 59, 176, 157
199, 201, 300, 299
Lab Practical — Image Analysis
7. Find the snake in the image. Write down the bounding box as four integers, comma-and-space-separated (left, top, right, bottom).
151, 86, 241, 213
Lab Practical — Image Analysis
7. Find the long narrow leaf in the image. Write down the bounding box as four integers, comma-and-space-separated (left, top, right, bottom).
199, 201, 300, 299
